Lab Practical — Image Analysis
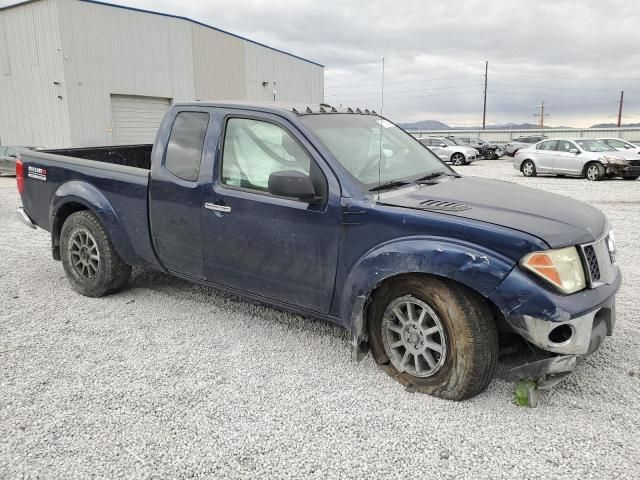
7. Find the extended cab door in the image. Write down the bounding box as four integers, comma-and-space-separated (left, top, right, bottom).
149, 108, 212, 278
202, 111, 341, 313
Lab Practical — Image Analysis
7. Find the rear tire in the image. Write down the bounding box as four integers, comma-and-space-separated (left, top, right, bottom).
521, 160, 537, 177
585, 162, 605, 181
485, 149, 496, 160
367, 275, 498, 401
60, 211, 131, 297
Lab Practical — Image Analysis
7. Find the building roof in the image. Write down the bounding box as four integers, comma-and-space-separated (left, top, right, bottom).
0, 0, 324, 68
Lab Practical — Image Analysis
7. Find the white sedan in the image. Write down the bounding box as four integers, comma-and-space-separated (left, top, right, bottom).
597, 138, 640, 155
418, 137, 478, 166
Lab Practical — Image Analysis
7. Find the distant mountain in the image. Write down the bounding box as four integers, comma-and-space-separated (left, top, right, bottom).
590, 122, 640, 128
398, 120, 451, 130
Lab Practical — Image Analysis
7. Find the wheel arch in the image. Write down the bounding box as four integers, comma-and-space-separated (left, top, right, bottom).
343, 237, 514, 361
50, 181, 137, 264
582, 160, 604, 177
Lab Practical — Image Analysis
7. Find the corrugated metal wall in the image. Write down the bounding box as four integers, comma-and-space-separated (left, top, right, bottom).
192, 26, 247, 101
244, 43, 323, 103
0, 0, 324, 148
56, 0, 195, 146
0, 0, 71, 147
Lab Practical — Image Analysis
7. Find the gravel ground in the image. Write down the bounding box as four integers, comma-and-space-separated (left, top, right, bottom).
1, 160, 639, 479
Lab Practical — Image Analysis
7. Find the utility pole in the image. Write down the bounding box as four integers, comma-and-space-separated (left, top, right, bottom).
617, 90, 624, 128
482, 60, 488, 130
533, 102, 549, 130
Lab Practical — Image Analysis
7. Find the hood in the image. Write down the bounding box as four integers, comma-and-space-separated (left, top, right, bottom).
602, 150, 640, 161
464, 147, 478, 156
378, 177, 606, 248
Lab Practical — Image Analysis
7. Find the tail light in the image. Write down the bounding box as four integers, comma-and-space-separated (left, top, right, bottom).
16, 157, 24, 193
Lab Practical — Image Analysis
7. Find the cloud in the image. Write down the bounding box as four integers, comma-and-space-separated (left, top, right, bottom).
2, 0, 639, 126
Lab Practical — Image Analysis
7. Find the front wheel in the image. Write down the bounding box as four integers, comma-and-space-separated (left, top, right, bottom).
60, 211, 131, 297
585, 162, 605, 181
521, 160, 536, 177
485, 149, 497, 160
367, 275, 498, 400
451, 153, 466, 166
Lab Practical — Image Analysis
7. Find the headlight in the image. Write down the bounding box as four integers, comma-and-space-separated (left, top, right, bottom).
521, 246, 586, 294
600, 156, 627, 166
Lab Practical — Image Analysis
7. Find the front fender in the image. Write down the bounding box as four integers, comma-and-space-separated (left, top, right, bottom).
342, 236, 515, 360
50, 181, 138, 265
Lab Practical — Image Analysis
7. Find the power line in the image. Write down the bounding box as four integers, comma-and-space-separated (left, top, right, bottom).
325, 83, 483, 98
324, 74, 481, 89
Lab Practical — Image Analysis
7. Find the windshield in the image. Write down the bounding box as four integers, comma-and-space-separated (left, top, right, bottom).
299, 114, 451, 188
575, 140, 615, 152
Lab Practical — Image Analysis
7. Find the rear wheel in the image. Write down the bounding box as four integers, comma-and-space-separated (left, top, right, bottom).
367, 275, 498, 400
451, 153, 466, 166
585, 162, 605, 181
60, 211, 131, 297
522, 160, 536, 177
485, 149, 497, 160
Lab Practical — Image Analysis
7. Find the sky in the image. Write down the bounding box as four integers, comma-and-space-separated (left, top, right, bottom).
2, 0, 640, 127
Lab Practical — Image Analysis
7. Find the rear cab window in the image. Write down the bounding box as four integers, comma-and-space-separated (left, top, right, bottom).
164, 112, 210, 182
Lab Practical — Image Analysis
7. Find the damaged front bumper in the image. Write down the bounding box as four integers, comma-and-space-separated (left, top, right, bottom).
489, 264, 621, 405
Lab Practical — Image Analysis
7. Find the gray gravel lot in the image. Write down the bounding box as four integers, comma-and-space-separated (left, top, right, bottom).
1, 160, 639, 479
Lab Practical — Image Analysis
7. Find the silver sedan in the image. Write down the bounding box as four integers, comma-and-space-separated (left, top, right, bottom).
513, 138, 640, 181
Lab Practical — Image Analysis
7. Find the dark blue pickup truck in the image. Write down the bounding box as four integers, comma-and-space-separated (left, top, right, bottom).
16, 102, 620, 404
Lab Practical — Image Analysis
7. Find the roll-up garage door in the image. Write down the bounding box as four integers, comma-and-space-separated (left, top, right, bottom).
110, 94, 171, 145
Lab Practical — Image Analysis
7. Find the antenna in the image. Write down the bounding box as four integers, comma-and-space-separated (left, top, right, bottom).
381, 57, 385, 115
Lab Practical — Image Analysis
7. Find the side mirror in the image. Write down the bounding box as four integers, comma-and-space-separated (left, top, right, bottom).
569, 148, 579, 154
268, 170, 318, 202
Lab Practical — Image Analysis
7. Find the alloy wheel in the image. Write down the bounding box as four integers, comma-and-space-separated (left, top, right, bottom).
69, 228, 100, 280
381, 295, 447, 378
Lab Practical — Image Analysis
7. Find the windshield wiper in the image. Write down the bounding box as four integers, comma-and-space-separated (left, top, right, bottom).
415, 171, 459, 182
368, 180, 411, 192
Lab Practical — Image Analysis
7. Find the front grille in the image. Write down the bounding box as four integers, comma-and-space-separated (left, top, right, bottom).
580, 236, 615, 287
583, 245, 600, 282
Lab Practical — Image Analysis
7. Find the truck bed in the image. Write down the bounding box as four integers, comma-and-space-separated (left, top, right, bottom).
44, 144, 152, 170
17, 147, 158, 269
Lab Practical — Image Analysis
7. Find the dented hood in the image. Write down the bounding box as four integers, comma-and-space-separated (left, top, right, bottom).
379, 177, 606, 248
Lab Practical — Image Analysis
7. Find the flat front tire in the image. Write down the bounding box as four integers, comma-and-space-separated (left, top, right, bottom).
60, 211, 131, 297
367, 275, 498, 401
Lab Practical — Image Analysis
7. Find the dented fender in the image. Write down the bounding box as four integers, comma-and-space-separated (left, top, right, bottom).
342, 236, 515, 358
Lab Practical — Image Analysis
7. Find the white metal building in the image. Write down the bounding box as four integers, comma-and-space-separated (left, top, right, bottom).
0, 0, 324, 148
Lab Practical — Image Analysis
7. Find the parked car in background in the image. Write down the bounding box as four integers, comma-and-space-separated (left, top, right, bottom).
504, 136, 547, 156
448, 136, 502, 160
418, 137, 478, 165
597, 138, 640, 155
514, 138, 640, 181
0, 146, 45, 176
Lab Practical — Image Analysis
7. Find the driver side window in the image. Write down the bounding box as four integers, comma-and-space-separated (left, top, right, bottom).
221, 118, 311, 192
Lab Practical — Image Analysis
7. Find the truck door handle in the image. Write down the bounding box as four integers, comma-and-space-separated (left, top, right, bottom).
204, 202, 231, 213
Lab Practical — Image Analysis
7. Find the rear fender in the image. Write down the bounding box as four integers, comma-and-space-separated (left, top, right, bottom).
342, 237, 515, 360
50, 181, 137, 264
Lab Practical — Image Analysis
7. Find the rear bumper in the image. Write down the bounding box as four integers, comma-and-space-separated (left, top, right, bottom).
16, 207, 37, 229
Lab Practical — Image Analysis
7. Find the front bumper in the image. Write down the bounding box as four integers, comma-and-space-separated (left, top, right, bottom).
607, 165, 640, 177
489, 264, 621, 356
